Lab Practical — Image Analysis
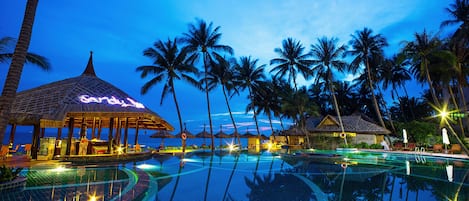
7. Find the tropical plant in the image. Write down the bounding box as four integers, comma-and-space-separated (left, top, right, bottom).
136, 38, 199, 152
310, 36, 348, 140
0, 0, 39, 151
270, 37, 312, 91
0, 37, 50, 71
234, 56, 266, 144
347, 27, 388, 129
0, 165, 23, 183
402, 30, 443, 108
207, 54, 241, 145
181, 19, 234, 151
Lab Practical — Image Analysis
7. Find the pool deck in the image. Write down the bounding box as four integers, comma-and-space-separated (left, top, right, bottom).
361, 149, 469, 160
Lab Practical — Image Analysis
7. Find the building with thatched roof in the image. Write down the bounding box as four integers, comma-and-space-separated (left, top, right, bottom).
8, 52, 173, 158
276, 114, 391, 147
306, 114, 391, 145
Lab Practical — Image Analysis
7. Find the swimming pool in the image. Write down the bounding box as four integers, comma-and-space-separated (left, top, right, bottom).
4, 150, 469, 201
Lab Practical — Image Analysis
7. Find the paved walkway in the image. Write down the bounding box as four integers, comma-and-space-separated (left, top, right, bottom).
0, 155, 70, 168
361, 149, 469, 160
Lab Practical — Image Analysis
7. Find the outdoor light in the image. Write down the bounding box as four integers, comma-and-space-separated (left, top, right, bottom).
49, 166, 68, 173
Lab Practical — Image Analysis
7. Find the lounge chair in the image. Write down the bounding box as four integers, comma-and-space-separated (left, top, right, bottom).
9, 144, 19, 154
432, 144, 443, 153
449, 144, 462, 154
1, 145, 9, 160
24, 144, 32, 156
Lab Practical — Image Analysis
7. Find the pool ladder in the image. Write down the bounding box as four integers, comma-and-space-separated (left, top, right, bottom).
414, 147, 426, 163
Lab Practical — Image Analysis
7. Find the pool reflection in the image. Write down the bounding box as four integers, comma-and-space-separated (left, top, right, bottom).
3, 151, 469, 201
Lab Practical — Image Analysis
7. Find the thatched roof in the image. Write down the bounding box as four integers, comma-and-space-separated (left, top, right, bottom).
9, 52, 173, 130
306, 114, 390, 134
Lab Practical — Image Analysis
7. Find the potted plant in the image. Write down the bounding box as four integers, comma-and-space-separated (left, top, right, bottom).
0, 165, 26, 192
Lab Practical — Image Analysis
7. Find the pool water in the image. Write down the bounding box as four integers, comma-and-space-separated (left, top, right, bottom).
4, 150, 469, 201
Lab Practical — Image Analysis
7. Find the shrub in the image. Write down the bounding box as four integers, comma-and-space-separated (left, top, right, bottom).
0, 165, 23, 183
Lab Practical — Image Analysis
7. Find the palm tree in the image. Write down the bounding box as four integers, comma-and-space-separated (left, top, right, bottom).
347, 27, 388, 128
0, 0, 39, 145
310, 36, 348, 143
182, 19, 234, 151
0, 37, 50, 71
249, 79, 277, 139
136, 38, 199, 152
280, 86, 319, 148
270, 37, 312, 91
441, 0, 469, 44
234, 56, 266, 146
402, 30, 443, 108
207, 54, 241, 145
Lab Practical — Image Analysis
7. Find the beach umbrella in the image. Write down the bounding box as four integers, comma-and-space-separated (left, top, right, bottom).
442, 128, 450, 145
196, 124, 212, 147
446, 164, 453, 182
402, 129, 408, 144
150, 130, 174, 148
150, 130, 175, 138
215, 125, 230, 147
442, 128, 450, 153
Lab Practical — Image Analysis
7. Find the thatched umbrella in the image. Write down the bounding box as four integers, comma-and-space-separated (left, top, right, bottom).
196, 124, 212, 147
150, 130, 175, 148
175, 129, 196, 139
214, 125, 230, 148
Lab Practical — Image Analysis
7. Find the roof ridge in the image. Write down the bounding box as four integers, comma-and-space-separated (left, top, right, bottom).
81, 51, 97, 77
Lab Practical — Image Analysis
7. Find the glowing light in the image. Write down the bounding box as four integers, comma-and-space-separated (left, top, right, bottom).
49, 166, 69, 173
136, 164, 158, 170
78, 95, 145, 108
227, 142, 239, 152
88, 192, 100, 201
116, 147, 123, 155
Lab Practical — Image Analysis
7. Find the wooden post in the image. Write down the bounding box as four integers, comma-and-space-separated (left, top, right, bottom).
134, 120, 139, 146
97, 119, 102, 139
65, 117, 74, 156
31, 124, 40, 159
57, 127, 62, 139
40, 127, 45, 138
115, 118, 121, 146
8, 124, 16, 145
123, 117, 129, 153
91, 117, 96, 139
108, 117, 114, 153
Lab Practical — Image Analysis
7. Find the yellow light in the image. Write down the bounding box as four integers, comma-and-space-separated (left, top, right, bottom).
116, 147, 123, 155
440, 110, 448, 119
49, 166, 68, 173
88, 192, 100, 201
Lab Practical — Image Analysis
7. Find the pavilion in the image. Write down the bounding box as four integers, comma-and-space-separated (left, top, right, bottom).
7, 52, 173, 159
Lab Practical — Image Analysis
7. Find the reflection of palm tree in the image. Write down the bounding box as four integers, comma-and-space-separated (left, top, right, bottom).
204, 154, 215, 201
169, 155, 185, 201
222, 152, 240, 201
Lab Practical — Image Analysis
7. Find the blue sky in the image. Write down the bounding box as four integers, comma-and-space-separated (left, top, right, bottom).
0, 0, 455, 135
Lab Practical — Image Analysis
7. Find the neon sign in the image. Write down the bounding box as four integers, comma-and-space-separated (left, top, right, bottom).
78, 95, 145, 109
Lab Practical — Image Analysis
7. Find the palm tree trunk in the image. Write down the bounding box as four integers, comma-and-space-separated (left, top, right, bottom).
448, 84, 465, 138
0, 0, 38, 142
458, 82, 469, 137
248, 87, 262, 148
329, 79, 346, 145
203, 53, 215, 151
222, 85, 240, 145
424, 60, 441, 107
267, 112, 276, 141
171, 79, 186, 152
366, 59, 386, 129
222, 153, 240, 201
